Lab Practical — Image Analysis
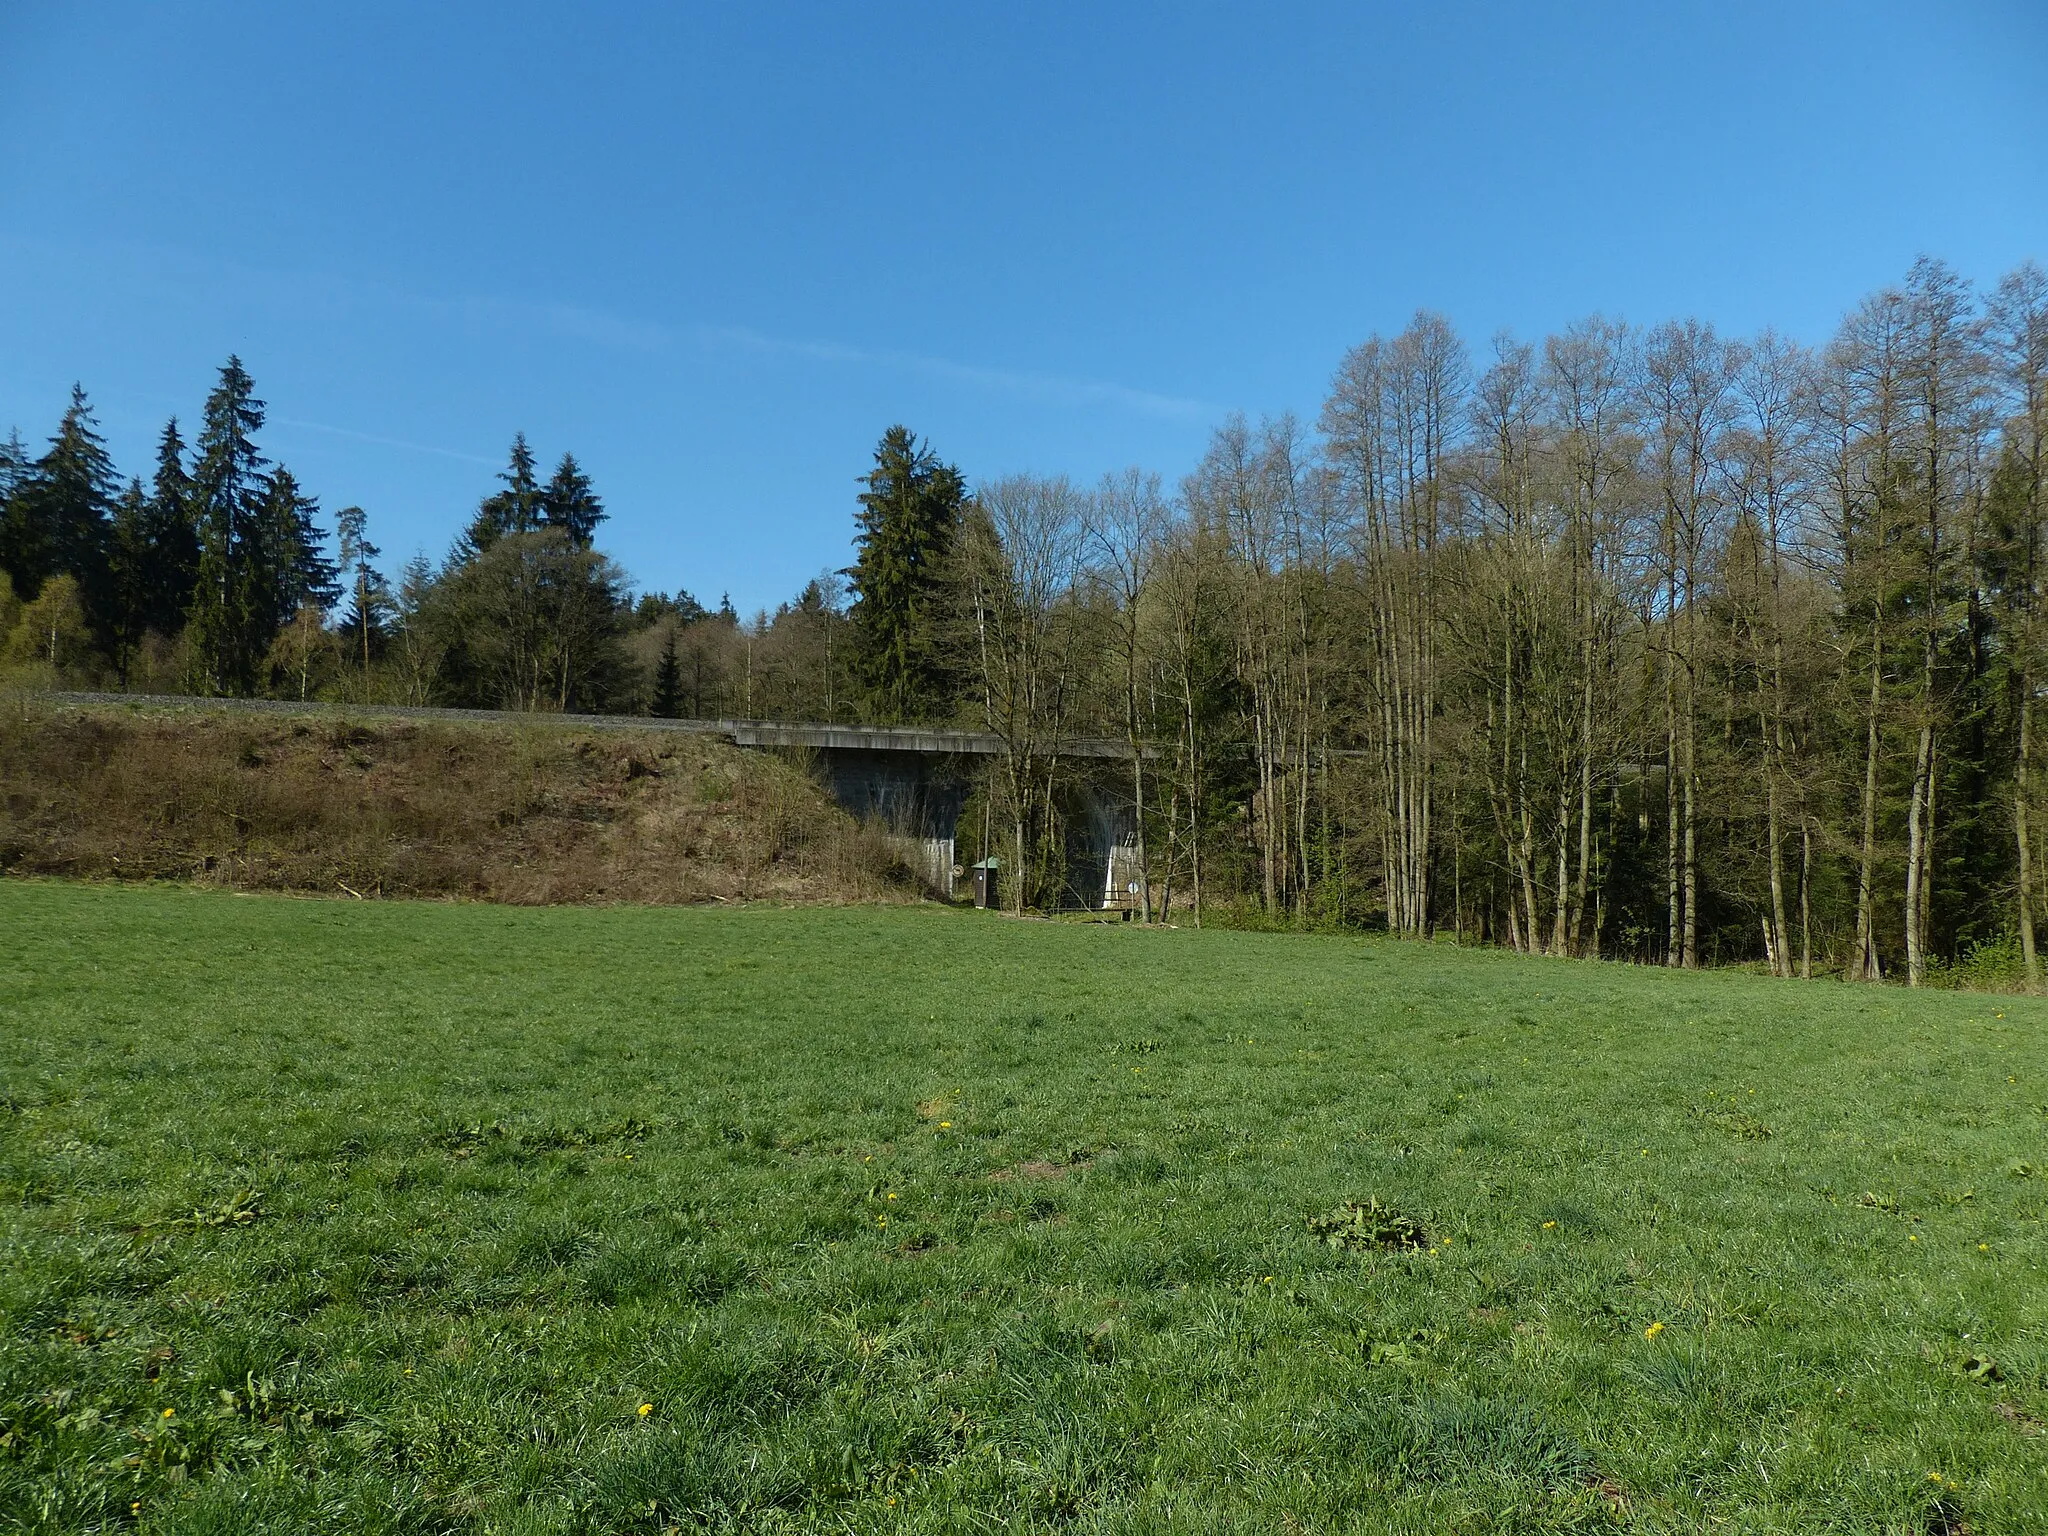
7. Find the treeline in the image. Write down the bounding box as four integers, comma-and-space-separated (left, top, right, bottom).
0, 361, 830, 717
836, 260, 2048, 988
6, 258, 2046, 986
0, 363, 336, 698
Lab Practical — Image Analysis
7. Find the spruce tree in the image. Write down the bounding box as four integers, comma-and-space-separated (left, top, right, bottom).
461, 435, 544, 557
846, 425, 965, 721
104, 478, 153, 678
188, 358, 269, 694
10, 388, 118, 620
651, 626, 683, 717
144, 419, 199, 637
541, 453, 605, 548
0, 428, 23, 502
0, 427, 30, 602
260, 467, 338, 621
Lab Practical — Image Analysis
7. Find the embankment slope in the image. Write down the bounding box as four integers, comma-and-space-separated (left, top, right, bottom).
0, 698, 907, 904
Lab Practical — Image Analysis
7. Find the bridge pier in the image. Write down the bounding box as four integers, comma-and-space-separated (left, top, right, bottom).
724, 721, 1138, 909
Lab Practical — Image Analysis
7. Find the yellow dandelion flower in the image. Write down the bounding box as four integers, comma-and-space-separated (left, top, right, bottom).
1542, 1220, 1556, 1230
639, 1403, 653, 1417
1980, 1243, 1990, 1252
939, 1121, 951, 1129
1909, 1234, 1919, 1242
1644, 1322, 1665, 1340
161, 1407, 175, 1419
886, 1192, 897, 1200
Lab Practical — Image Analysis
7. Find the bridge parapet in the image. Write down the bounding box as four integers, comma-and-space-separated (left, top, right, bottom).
725, 720, 1134, 758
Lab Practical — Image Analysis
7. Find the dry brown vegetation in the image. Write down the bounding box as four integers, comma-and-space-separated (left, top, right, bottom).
0, 698, 915, 904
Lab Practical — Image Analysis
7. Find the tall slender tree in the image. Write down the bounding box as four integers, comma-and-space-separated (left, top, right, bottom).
1896, 259, 1985, 986
651, 626, 684, 718
144, 419, 199, 638
1986, 262, 2048, 988
262, 466, 339, 621
103, 478, 153, 679
1090, 468, 1170, 919
1641, 320, 1738, 969
187, 358, 271, 694
335, 505, 384, 675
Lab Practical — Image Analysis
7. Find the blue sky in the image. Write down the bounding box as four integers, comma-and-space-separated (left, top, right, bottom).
3, 2, 2045, 613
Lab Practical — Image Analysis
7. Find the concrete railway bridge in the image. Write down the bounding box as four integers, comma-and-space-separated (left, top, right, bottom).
45, 694, 1145, 909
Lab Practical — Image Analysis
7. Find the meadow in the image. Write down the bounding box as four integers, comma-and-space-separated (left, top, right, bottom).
2, 882, 2045, 1534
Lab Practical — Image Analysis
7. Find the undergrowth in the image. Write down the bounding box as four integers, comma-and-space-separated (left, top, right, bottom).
0, 699, 910, 904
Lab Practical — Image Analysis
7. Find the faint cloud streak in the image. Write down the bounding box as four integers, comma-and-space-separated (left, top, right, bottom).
444, 289, 1212, 420
696, 322, 1213, 421
273, 417, 498, 467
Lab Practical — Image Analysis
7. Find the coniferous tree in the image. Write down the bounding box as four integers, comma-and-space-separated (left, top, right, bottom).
651, 626, 683, 718
335, 505, 386, 674
103, 478, 153, 679
390, 553, 445, 706
259, 467, 338, 622
0, 428, 24, 503
144, 419, 199, 637
635, 588, 709, 625
460, 435, 544, 557
542, 453, 605, 548
10, 388, 118, 621
847, 425, 965, 722
188, 358, 271, 694
0, 427, 30, 602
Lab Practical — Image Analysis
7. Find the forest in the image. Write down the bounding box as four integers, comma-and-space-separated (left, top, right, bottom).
3, 256, 2045, 986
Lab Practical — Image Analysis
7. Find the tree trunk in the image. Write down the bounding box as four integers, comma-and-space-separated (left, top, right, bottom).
1905, 644, 1936, 987
1129, 699, 1150, 923
1552, 781, 1571, 955
1682, 668, 1698, 970
1800, 816, 1813, 980
2020, 678, 2040, 990
1853, 641, 1885, 981
1761, 697, 1789, 977
1665, 636, 1681, 967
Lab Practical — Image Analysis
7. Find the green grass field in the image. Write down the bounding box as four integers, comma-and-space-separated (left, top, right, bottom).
3, 883, 2047, 1534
